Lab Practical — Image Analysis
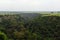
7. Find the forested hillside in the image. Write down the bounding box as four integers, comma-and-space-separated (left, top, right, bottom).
0, 13, 60, 40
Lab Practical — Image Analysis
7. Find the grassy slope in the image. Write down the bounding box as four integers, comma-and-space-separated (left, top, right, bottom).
40, 12, 60, 16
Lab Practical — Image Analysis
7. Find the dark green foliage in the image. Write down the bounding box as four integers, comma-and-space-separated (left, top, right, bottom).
0, 14, 60, 40
25, 16, 60, 40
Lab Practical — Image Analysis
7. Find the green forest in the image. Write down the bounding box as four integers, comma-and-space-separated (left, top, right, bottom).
0, 13, 60, 40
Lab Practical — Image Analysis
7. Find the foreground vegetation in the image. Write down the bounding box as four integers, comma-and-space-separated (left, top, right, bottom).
0, 13, 60, 40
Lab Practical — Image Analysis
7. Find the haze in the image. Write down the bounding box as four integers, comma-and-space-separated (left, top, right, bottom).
0, 0, 60, 11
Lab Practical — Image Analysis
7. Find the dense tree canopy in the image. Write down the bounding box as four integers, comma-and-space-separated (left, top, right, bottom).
0, 14, 60, 40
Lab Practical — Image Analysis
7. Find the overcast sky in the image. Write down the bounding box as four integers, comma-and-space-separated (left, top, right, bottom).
0, 0, 60, 11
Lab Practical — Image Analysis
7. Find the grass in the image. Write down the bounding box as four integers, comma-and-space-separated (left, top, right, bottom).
40, 12, 60, 16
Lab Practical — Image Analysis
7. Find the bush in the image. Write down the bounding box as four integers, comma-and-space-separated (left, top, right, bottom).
0, 31, 8, 40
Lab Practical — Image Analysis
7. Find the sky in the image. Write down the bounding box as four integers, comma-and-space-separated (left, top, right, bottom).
0, 0, 60, 11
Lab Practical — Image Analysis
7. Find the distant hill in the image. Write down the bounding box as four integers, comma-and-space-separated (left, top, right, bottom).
20, 13, 40, 19
0, 11, 40, 19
